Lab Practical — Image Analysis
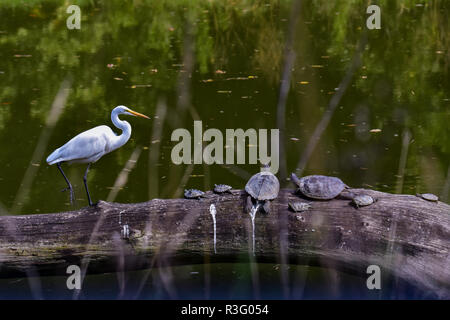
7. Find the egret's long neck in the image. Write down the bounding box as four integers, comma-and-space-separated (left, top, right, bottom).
111, 110, 131, 151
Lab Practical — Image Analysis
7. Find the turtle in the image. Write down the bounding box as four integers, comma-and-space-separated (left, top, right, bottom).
245, 165, 280, 214
213, 184, 232, 194
290, 173, 347, 200
184, 189, 205, 199
352, 194, 376, 208
416, 193, 439, 202
288, 201, 311, 212
336, 190, 377, 208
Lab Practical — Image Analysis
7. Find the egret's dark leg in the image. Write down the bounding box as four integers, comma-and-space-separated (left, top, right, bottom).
83, 163, 93, 206
57, 162, 75, 205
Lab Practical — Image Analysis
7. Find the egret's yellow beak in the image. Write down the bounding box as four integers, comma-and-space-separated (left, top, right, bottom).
127, 108, 150, 119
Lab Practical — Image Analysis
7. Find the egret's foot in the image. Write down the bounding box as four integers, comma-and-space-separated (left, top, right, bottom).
61, 186, 75, 205
69, 190, 75, 205
87, 200, 102, 209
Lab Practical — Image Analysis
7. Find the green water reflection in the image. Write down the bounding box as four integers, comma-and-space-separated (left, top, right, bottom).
0, 1, 448, 214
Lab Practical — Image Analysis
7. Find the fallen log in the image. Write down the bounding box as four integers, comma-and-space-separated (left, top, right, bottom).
0, 189, 449, 298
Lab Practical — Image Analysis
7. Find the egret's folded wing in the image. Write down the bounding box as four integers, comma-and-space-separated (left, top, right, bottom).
47, 126, 113, 164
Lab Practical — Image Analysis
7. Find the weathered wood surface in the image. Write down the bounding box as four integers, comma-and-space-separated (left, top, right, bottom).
0, 189, 449, 297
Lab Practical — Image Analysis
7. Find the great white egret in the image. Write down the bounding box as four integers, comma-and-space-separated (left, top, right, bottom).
46, 105, 150, 206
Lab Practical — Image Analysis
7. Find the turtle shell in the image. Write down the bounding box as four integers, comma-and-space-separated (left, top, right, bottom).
297, 175, 346, 200
352, 194, 375, 207
417, 193, 438, 202
245, 171, 280, 201
214, 184, 232, 193
288, 201, 311, 212
184, 189, 205, 199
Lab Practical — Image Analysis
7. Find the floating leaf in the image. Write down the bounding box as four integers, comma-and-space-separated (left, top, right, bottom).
130, 84, 152, 88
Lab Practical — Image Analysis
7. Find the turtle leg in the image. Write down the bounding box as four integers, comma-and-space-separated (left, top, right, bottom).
263, 201, 271, 214
245, 196, 253, 213
338, 190, 355, 200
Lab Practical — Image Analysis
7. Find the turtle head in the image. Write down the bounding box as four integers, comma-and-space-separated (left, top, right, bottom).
290, 172, 301, 186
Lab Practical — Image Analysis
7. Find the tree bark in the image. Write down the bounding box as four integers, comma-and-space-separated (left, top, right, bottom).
0, 189, 449, 297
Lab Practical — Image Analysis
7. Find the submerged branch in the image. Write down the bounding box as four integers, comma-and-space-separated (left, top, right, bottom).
0, 189, 449, 297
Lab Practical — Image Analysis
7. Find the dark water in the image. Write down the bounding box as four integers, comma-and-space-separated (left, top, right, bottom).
0, 264, 433, 300
0, 0, 448, 299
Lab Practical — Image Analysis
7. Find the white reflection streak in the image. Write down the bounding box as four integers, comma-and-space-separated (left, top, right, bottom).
441, 166, 449, 202
106, 146, 142, 202
172, 164, 194, 198
249, 204, 260, 256
11, 78, 71, 214
296, 35, 367, 175
248, 204, 261, 299
395, 129, 411, 194
148, 98, 167, 200
276, 0, 302, 181
0, 201, 8, 216
209, 204, 217, 254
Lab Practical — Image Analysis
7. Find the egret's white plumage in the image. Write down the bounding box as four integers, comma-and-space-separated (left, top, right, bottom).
47, 125, 116, 164
47, 105, 149, 205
